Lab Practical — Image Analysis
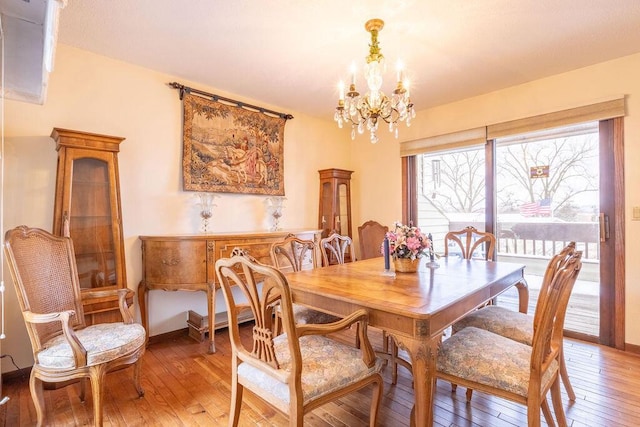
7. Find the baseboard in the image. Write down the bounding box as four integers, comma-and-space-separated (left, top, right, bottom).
625, 342, 640, 355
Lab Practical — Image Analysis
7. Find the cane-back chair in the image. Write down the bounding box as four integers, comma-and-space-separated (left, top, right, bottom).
4, 226, 145, 426
451, 242, 579, 401
215, 252, 383, 427
436, 249, 582, 427
270, 236, 340, 334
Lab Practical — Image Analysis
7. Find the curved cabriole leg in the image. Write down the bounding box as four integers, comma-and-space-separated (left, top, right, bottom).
369, 377, 383, 427
134, 359, 145, 397
90, 365, 107, 426
29, 372, 45, 427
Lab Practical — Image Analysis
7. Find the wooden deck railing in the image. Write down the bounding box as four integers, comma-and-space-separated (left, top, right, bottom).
496, 221, 600, 261
447, 220, 600, 261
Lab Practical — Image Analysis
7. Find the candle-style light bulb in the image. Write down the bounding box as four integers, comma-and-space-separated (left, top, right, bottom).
338, 80, 345, 101
396, 61, 404, 82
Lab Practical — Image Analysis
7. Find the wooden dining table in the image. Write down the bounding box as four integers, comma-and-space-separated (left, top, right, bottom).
285, 256, 529, 427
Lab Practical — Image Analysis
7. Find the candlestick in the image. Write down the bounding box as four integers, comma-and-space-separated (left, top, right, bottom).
428, 233, 434, 261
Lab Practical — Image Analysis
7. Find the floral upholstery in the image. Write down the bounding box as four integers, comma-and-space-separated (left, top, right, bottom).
437, 327, 558, 397
37, 322, 146, 369
238, 334, 384, 414
274, 303, 341, 326
291, 304, 341, 325
451, 305, 533, 345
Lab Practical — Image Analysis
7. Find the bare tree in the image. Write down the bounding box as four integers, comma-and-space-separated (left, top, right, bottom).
497, 135, 598, 216
420, 133, 598, 218
422, 149, 485, 213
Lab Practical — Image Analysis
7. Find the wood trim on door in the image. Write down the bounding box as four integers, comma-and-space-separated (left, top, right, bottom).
597, 117, 625, 349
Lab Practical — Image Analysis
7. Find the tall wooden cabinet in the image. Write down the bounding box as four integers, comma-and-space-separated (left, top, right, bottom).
51, 128, 129, 324
318, 168, 353, 239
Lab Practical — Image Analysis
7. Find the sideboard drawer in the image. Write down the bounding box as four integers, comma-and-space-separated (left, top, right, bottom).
215, 236, 285, 266
143, 240, 207, 286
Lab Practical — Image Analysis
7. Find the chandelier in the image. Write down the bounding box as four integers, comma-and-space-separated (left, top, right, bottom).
334, 19, 415, 144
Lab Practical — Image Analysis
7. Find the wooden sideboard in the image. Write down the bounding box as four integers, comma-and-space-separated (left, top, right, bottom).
138, 229, 322, 353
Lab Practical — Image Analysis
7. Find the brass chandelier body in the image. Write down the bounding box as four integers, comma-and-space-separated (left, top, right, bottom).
334, 19, 415, 143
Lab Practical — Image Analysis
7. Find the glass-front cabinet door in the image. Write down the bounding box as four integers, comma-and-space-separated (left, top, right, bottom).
318, 168, 353, 239
51, 128, 127, 302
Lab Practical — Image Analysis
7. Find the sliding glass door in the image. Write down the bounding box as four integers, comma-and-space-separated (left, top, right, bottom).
494, 122, 600, 337
414, 119, 620, 344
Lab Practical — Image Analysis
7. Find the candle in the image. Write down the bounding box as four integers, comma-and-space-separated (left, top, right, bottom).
397, 61, 404, 82
338, 81, 345, 101
383, 237, 390, 270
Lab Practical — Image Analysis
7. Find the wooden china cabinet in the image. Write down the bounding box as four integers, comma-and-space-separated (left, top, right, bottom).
318, 168, 353, 263
51, 128, 131, 325
318, 168, 353, 239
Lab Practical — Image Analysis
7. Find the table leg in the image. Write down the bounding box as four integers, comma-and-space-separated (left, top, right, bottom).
515, 278, 529, 314
394, 334, 439, 427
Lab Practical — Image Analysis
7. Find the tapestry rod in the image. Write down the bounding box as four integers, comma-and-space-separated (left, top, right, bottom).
168, 82, 294, 120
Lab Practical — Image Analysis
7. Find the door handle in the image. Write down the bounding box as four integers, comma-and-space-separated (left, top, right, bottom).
599, 213, 610, 242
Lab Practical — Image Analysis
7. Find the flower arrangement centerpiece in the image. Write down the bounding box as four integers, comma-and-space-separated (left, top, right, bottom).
384, 222, 431, 272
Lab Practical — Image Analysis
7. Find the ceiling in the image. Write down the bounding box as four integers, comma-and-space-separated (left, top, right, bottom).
8, 1, 640, 118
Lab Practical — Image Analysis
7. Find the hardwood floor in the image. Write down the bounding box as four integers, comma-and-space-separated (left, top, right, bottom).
2, 323, 640, 426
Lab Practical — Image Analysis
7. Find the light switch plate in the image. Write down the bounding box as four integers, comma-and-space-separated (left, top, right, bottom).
633, 206, 640, 220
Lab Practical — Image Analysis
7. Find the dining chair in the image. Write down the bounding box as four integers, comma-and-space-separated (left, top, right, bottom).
4, 226, 146, 427
444, 225, 496, 260
357, 220, 389, 260
436, 249, 582, 427
451, 242, 579, 401
270, 235, 340, 335
320, 232, 354, 266
215, 252, 383, 427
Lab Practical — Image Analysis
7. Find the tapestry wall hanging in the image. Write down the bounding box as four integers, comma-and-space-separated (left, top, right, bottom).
182, 92, 287, 195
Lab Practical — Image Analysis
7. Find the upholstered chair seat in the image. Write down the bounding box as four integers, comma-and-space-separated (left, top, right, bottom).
238, 333, 384, 414
452, 305, 532, 344
438, 327, 558, 397
37, 322, 146, 369
289, 304, 341, 326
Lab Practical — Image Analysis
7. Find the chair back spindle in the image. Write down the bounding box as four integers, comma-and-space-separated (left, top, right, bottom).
444, 226, 496, 260
320, 233, 353, 266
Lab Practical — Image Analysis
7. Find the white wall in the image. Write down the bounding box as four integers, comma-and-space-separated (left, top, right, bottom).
2, 45, 350, 371
353, 52, 640, 347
